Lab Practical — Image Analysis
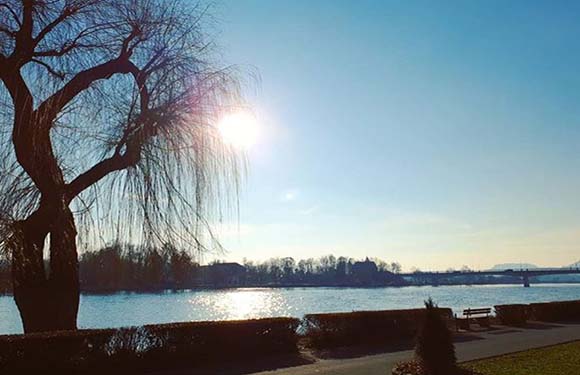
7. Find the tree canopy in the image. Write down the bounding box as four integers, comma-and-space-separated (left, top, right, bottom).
0, 0, 244, 332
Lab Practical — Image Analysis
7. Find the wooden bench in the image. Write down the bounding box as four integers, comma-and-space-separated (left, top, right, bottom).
455, 307, 492, 331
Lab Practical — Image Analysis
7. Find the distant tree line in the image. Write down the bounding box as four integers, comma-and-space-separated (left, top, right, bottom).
79, 243, 199, 292
240, 256, 402, 286
0, 243, 199, 293
0, 245, 403, 293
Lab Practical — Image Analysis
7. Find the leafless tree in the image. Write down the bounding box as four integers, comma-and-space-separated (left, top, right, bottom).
0, 0, 243, 332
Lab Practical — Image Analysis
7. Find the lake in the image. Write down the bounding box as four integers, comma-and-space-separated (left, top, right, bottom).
1, 284, 579, 334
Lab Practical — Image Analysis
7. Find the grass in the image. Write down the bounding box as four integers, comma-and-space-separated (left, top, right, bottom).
466, 341, 580, 375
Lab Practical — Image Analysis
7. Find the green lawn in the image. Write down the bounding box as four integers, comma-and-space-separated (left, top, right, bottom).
466, 341, 580, 375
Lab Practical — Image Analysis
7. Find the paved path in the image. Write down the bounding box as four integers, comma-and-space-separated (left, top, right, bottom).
251, 321, 580, 375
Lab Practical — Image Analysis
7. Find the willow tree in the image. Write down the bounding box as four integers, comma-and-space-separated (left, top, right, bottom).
0, 0, 242, 333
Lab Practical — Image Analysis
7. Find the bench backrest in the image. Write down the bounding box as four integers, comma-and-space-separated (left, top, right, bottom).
463, 308, 491, 316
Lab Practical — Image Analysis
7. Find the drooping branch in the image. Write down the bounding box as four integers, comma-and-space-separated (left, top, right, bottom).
66, 61, 152, 200
66, 153, 128, 202
2, 0, 244, 254
1, 0, 244, 334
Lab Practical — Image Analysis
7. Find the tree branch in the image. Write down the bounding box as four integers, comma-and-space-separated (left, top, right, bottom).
36, 56, 133, 124
31, 58, 65, 80
33, 23, 101, 57
32, 42, 86, 57
0, 26, 16, 38
66, 154, 128, 201
33, 6, 77, 45
0, 3, 21, 26
35, 28, 146, 123
14, 0, 33, 54
66, 61, 152, 200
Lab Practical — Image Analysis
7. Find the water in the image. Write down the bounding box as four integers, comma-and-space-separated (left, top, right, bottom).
1, 284, 579, 334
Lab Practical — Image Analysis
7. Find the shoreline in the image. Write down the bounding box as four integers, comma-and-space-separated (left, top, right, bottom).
2, 280, 580, 297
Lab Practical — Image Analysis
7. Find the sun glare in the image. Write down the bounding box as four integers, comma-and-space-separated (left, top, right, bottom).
217, 111, 260, 149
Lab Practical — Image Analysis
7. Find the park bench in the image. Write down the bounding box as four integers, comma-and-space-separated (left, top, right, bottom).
455, 307, 492, 331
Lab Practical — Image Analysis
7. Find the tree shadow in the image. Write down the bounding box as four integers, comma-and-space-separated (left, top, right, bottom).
453, 333, 485, 343
310, 332, 485, 360
312, 341, 413, 360
486, 328, 522, 335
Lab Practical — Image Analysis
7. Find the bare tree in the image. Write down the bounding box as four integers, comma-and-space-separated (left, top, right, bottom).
0, 0, 243, 332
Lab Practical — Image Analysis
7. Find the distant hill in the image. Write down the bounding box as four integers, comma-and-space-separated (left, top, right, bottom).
490, 263, 538, 271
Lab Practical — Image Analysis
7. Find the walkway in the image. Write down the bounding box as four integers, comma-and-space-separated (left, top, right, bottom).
251, 321, 580, 375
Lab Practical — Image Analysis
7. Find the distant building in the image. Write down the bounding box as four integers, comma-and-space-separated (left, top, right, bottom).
199, 262, 246, 286
351, 258, 378, 285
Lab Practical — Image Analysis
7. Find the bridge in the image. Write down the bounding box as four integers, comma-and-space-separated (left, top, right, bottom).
399, 268, 580, 287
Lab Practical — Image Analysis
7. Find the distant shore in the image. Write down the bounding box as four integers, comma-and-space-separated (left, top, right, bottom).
2, 280, 580, 297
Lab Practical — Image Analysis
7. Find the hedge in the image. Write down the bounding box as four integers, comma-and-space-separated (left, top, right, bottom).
5, 298, 579, 373
0, 317, 300, 373
494, 304, 528, 327
529, 300, 580, 322
303, 308, 453, 349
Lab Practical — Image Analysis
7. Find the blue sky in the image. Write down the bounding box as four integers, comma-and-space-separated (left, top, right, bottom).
209, 0, 580, 270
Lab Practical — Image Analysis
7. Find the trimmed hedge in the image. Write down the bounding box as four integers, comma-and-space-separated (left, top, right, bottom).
5, 298, 579, 373
0, 317, 300, 373
303, 308, 453, 349
529, 300, 580, 322
494, 304, 528, 327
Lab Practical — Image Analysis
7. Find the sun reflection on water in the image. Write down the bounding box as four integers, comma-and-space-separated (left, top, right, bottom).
192, 289, 289, 321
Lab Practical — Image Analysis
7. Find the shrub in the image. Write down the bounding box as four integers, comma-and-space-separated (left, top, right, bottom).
494, 304, 528, 327
392, 299, 483, 375
303, 307, 452, 349
530, 300, 580, 322
414, 298, 456, 375
392, 360, 427, 375
0, 317, 300, 373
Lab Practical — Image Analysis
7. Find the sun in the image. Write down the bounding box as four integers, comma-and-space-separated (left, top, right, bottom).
217, 110, 259, 149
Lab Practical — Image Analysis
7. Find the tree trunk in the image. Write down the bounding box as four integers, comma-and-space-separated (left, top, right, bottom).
48, 205, 80, 331
12, 204, 79, 333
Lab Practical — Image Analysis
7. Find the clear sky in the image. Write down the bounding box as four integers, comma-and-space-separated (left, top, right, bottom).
209, 0, 580, 271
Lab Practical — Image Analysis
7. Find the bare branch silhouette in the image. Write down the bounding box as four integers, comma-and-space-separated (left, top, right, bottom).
0, 0, 245, 332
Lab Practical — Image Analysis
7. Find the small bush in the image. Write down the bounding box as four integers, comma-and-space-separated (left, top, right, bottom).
303, 307, 452, 349
104, 326, 163, 364
494, 304, 528, 326
392, 360, 427, 375
414, 298, 456, 375
530, 300, 580, 322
